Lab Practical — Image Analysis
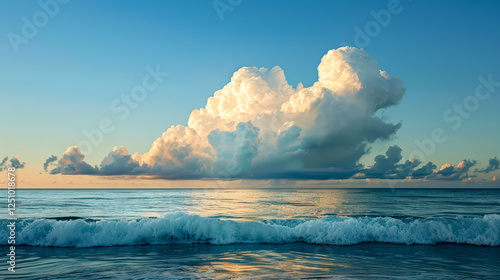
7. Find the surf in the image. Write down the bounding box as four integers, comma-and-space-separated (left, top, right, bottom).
1, 212, 499, 247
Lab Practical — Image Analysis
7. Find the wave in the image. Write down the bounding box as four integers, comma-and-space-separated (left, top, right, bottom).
1, 213, 499, 247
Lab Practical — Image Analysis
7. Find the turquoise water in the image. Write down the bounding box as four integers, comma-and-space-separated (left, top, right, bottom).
1, 188, 499, 279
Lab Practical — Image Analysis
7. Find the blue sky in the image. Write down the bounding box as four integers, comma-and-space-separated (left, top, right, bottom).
1, 0, 499, 187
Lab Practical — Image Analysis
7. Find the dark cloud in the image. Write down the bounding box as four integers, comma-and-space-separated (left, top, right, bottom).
45, 143, 485, 182
99, 147, 146, 175
248, 167, 361, 180
0, 156, 25, 172
10, 157, 25, 169
475, 157, 500, 174
48, 146, 98, 175
0, 157, 7, 171
429, 160, 477, 181
43, 155, 58, 172
358, 148, 477, 181
357, 146, 436, 180
361, 145, 403, 178
411, 162, 437, 179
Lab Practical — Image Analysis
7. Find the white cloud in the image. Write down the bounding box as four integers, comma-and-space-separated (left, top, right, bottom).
47, 47, 406, 180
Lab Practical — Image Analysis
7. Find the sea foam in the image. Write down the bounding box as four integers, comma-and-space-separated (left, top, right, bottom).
1, 213, 499, 247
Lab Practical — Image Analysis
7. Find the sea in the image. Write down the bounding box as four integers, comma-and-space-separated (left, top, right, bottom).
1, 188, 499, 279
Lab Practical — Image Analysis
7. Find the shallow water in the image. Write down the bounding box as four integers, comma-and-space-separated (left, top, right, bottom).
1, 188, 499, 279
2, 243, 499, 279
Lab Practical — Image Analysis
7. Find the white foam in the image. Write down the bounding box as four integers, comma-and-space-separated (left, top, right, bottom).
1, 213, 499, 247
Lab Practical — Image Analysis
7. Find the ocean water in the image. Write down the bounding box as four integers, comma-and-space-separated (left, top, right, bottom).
1, 188, 499, 279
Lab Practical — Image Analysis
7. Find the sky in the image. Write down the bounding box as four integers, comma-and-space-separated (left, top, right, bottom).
0, 0, 499, 188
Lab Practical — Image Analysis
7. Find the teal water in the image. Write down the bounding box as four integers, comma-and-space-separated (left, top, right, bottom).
1, 188, 499, 279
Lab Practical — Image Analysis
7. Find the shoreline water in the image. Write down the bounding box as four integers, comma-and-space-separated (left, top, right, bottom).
1, 243, 499, 279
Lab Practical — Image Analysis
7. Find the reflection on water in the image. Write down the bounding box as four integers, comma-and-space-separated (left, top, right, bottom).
2, 243, 499, 279
6, 188, 500, 220
189, 189, 348, 221
2, 189, 500, 279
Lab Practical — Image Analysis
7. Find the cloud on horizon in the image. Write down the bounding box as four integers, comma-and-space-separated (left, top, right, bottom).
353, 145, 477, 181
476, 157, 500, 174
47, 47, 406, 179
429, 160, 477, 181
357, 145, 435, 180
44, 47, 497, 182
43, 155, 58, 172
0, 155, 25, 172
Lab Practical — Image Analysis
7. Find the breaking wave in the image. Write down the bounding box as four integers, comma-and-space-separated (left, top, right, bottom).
1, 213, 499, 247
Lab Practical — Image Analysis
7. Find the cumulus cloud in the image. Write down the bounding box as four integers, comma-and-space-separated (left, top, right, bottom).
0, 156, 25, 172
411, 162, 437, 179
430, 160, 477, 181
99, 146, 148, 175
49, 146, 98, 175
360, 145, 403, 178
358, 145, 436, 180
10, 156, 25, 169
43, 155, 58, 172
46, 47, 407, 179
356, 146, 479, 181
475, 157, 500, 174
